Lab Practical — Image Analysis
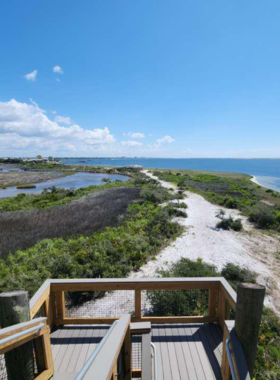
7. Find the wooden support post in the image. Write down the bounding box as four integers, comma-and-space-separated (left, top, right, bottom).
135, 290, 141, 320
55, 291, 65, 324
235, 283, 265, 377
124, 327, 132, 380
0, 291, 34, 380
218, 290, 226, 330
208, 288, 218, 319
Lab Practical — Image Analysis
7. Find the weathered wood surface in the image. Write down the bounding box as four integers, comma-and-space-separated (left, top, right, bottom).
0, 291, 34, 380
235, 283, 265, 377
51, 323, 223, 379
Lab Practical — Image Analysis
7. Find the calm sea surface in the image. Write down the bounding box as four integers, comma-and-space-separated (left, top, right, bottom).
61, 158, 280, 192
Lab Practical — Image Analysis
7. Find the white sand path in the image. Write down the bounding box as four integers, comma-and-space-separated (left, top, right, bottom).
70, 170, 280, 317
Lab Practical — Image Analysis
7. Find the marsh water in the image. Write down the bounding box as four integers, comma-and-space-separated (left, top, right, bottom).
0, 172, 129, 198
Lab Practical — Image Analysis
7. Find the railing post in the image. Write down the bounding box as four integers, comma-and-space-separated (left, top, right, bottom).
0, 291, 34, 380
135, 290, 141, 321
208, 288, 218, 319
55, 291, 65, 324
235, 283, 265, 377
124, 325, 132, 380
218, 290, 226, 329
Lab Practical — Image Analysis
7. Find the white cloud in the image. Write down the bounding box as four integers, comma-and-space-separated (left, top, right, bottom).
121, 140, 143, 147
55, 115, 71, 125
56, 78, 61, 82
124, 132, 145, 139
0, 99, 115, 154
53, 65, 63, 74
155, 135, 174, 147
24, 70, 37, 81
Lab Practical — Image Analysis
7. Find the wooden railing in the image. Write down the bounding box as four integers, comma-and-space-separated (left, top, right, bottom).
30, 277, 236, 328
75, 314, 132, 380
0, 317, 54, 380
28, 277, 238, 379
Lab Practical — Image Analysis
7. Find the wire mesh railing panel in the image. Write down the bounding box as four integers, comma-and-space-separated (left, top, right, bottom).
131, 335, 142, 371
0, 355, 7, 380
65, 290, 135, 318
142, 289, 209, 316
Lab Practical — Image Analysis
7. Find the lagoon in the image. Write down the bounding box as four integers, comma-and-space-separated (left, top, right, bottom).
0, 172, 129, 198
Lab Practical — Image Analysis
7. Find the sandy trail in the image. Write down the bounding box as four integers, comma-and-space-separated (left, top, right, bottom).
71, 170, 280, 317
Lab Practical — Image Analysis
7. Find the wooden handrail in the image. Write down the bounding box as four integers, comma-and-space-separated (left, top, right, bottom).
79, 314, 131, 380
0, 317, 54, 380
30, 277, 236, 327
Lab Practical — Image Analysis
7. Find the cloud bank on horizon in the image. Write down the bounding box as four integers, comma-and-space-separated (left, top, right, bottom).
0, 99, 177, 157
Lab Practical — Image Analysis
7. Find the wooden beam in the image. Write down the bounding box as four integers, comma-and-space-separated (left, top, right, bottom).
208, 288, 218, 319
141, 333, 152, 380
54, 291, 65, 323
134, 290, 141, 319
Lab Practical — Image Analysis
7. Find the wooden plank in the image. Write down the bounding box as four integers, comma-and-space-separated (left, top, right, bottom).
74, 327, 96, 373
189, 324, 215, 380
85, 327, 105, 361
176, 324, 196, 380
198, 324, 222, 379
141, 316, 218, 324
157, 325, 172, 380
55, 291, 65, 323
0, 317, 47, 339
141, 333, 152, 380
35, 368, 54, 380
208, 289, 218, 319
182, 324, 206, 380
130, 322, 151, 335
51, 281, 220, 292
135, 290, 141, 319
165, 325, 181, 379
53, 326, 77, 373
66, 327, 89, 373
151, 326, 164, 380
0, 325, 48, 355
171, 325, 189, 380
124, 327, 132, 380
30, 280, 51, 318
81, 315, 131, 379
219, 279, 237, 311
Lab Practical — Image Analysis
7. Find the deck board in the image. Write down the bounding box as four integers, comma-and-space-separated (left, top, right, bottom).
50, 323, 223, 379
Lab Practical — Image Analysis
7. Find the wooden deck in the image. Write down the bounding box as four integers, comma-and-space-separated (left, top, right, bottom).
50, 323, 223, 379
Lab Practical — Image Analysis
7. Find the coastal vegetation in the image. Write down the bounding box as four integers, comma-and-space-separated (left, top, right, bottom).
153, 169, 280, 231
0, 180, 134, 212
147, 258, 280, 380
216, 210, 243, 231
0, 173, 184, 294
0, 186, 141, 258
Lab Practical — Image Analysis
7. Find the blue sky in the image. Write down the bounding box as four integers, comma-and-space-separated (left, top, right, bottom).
0, 0, 280, 158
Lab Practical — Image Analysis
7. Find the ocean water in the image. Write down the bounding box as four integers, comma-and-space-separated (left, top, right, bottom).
61, 158, 280, 192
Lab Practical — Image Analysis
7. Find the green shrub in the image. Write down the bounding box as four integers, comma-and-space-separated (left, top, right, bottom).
164, 205, 187, 218
168, 202, 188, 209
221, 263, 256, 286
249, 204, 276, 229
216, 211, 243, 231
